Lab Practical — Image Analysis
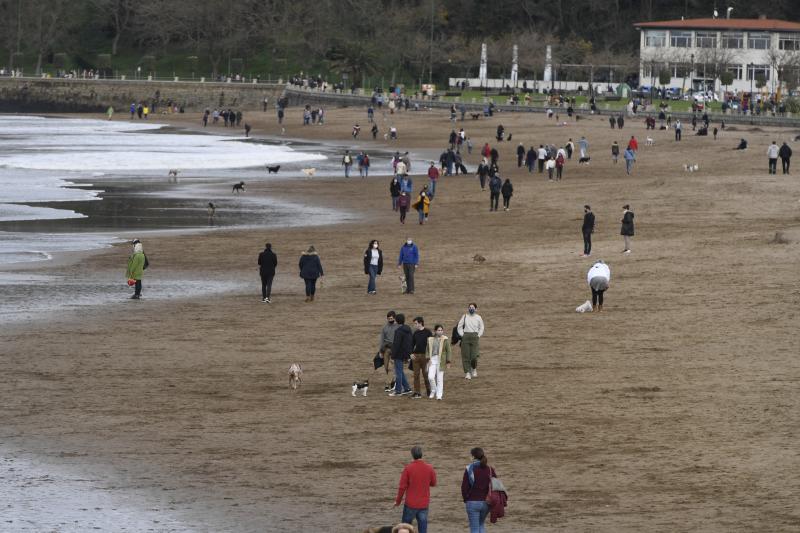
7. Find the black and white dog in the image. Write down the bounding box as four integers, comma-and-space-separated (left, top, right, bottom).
232, 181, 246, 193
352, 380, 369, 397
578, 157, 591, 165
266, 165, 281, 174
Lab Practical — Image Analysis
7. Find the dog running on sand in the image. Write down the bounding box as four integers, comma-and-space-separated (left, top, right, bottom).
645, 137, 655, 146
288, 363, 303, 390
301, 168, 316, 177
232, 181, 246, 193
578, 157, 591, 165
266, 164, 281, 174
352, 380, 369, 397
399, 275, 407, 294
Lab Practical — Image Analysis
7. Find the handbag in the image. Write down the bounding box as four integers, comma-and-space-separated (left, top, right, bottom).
451, 314, 467, 345
373, 352, 384, 370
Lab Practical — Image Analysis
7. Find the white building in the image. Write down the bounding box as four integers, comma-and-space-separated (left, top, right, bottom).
635, 17, 800, 94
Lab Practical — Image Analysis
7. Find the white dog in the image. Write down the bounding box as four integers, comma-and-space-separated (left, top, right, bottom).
301, 168, 316, 177
288, 363, 303, 390
399, 275, 408, 294
645, 137, 655, 146
575, 300, 593, 313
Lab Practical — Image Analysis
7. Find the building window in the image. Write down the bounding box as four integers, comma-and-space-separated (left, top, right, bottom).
778, 34, 800, 51
696, 31, 718, 48
748, 32, 771, 49
747, 64, 770, 81
721, 32, 744, 49
670, 31, 692, 48
726, 65, 743, 80
645, 31, 666, 47
670, 63, 691, 78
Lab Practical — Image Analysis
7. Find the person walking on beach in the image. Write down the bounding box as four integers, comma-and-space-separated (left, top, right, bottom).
457, 303, 484, 379
581, 205, 595, 257
587, 260, 611, 312
411, 317, 433, 399
779, 141, 792, 174
126, 239, 146, 300
390, 176, 402, 211
476, 160, 490, 191
627, 135, 638, 153
516, 143, 525, 168
398, 238, 419, 294
358, 152, 371, 178
611, 141, 620, 164
461, 447, 498, 533
398, 192, 410, 224
427, 162, 440, 199
426, 324, 452, 400
674, 120, 682, 141
767, 141, 779, 175
501, 178, 513, 211
555, 151, 565, 180
298, 245, 324, 302
390, 314, 413, 396
378, 311, 400, 391
342, 150, 353, 178
363, 239, 383, 295
620, 205, 634, 254
488, 174, 501, 211
106, 106, 114, 120
578, 136, 589, 159
400, 174, 413, 194
207, 202, 216, 220
258, 242, 277, 303
546, 157, 556, 180
413, 190, 430, 225
623, 146, 636, 175
537, 145, 547, 173
394, 445, 437, 533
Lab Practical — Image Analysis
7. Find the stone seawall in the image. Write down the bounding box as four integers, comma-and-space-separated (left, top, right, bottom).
284, 87, 800, 128
0, 78, 286, 113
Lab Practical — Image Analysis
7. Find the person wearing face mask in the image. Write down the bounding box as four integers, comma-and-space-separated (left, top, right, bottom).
126, 239, 147, 299
378, 311, 400, 391
425, 324, 452, 400
363, 239, 383, 295
410, 317, 433, 399
398, 238, 419, 295
457, 303, 484, 379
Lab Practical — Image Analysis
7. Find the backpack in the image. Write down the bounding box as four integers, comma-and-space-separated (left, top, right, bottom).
143, 254, 150, 270
451, 315, 466, 345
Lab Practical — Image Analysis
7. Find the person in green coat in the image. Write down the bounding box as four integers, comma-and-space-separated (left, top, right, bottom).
126, 239, 145, 299
425, 325, 452, 400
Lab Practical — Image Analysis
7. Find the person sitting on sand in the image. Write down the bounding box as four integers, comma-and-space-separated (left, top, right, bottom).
735, 138, 748, 150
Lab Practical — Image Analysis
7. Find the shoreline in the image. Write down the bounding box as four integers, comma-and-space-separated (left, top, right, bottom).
2, 107, 800, 531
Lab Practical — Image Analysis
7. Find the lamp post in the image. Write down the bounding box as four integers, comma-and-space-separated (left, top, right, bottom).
690, 53, 694, 93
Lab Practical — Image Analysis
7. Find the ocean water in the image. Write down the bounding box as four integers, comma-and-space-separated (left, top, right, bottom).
0, 115, 331, 266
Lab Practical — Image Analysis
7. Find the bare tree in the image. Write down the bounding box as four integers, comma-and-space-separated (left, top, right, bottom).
24, 0, 72, 75
90, 0, 136, 56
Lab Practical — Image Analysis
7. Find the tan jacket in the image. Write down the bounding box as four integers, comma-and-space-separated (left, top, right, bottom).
425, 335, 452, 370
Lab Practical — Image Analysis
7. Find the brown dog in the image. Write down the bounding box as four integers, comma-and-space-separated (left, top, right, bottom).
288, 363, 303, 390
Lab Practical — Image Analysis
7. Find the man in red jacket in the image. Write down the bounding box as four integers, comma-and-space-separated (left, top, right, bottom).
394, 445, 437, 533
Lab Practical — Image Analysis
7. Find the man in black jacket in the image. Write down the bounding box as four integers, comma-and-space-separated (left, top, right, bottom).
779, 142, 792, 174
410, 317, 433, 399
581, 205, 595, 257
516, 143, 525, 167
390, 313, 413, 396
258, 243, 278, 303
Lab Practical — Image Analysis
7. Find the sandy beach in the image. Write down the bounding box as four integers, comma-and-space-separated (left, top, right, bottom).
2, 104, 800, 532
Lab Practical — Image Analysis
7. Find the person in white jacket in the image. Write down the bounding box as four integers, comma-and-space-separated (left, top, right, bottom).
767, 141, 779, 175
457, 303, 484, 379
587, 261, 611, 312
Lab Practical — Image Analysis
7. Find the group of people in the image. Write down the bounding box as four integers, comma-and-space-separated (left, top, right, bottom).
376, 302, 485, 402
202, 107, 245, 128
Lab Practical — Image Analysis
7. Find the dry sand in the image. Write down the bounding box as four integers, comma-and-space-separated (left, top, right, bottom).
1, 105, 800, 532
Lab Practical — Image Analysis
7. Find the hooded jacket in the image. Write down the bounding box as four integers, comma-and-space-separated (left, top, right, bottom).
620, 210, 635, 236
298, 251, 323, 279
398, 243, 419, 265
778, 143, 792, 159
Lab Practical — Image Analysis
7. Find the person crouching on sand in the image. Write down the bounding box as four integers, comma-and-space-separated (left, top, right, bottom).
587, 260, 611, 312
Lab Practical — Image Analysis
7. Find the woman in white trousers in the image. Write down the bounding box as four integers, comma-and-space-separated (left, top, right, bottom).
425, 325, 452, 400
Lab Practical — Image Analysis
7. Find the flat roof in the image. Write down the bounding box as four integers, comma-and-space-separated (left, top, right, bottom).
634, 18, 800, 32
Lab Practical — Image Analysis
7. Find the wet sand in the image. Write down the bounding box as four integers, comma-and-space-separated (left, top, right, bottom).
2, 106, 800, 532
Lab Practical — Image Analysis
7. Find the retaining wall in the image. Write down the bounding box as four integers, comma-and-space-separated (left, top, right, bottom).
0, 77, 285, 113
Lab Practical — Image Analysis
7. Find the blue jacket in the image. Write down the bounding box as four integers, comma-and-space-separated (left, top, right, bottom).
400, 177, 413, 193
398, 243, 419, 265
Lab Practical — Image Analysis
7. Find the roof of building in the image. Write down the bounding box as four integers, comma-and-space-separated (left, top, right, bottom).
634, 18, 800, 32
